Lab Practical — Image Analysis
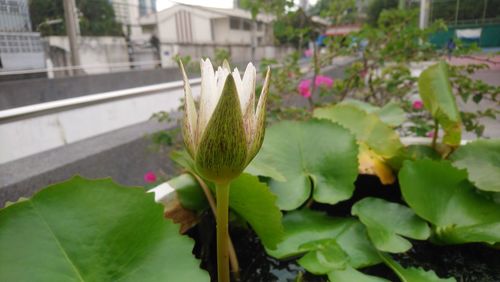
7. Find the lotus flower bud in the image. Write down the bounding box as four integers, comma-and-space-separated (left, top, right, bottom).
179, 59, 270, 183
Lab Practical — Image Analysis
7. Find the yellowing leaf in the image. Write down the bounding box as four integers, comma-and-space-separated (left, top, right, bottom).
358, 143, 395, 185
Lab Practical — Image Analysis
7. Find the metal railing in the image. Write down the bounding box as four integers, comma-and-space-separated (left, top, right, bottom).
0, 77, 201, 122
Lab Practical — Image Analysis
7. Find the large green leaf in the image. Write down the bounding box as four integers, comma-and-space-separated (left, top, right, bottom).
228, 173, 284, 249
298, 239, 349, 274
314, 104, 403, 159
245, 160, 286, 182
162, 173, 284, 250
341, 100, 406, 127
418, 61, 461, 147
0, 177, 209, 282
399, 160, 500, 244
328, 266, 390, 282
250, 120, 359, 210
266, 209, 381, 270
376, 102, 407, 127
379, 253, 456, 282
352, 198, 430, 253
449, 139, 500, 192
266, 209, 349, 259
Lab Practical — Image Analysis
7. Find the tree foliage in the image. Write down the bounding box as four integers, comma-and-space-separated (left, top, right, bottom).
29, 0, 123, 36
366, 0, 398, 25
308, 0, 358, 25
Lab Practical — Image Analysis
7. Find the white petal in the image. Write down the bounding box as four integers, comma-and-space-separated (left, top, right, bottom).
232, 67, 244, 101
247, 66, 270, 162
197, 58, 217, 137
179, 60, 197, 155
239, 63, 256, 114
255, 66, 271, 126
215, 66, 230, 105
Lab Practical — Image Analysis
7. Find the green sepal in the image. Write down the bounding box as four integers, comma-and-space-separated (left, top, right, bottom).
195, 75, 248, 183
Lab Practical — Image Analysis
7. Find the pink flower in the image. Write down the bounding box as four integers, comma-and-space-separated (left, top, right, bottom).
298, 79, 312, 98
315, 75, 334, 88
412, 100, 423, 110
297, 75, 334, 98
304, 49, 313, 57
426, 131, 434, 138
144, 171, 157, 183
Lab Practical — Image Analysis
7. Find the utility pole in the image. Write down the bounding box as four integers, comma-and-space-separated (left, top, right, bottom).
63, 0, 82, 75
454, 0, 460, 25
419, 0, 429, 29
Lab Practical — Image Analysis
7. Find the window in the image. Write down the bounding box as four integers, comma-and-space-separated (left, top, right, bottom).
257, 22, 263, 31
8, 1, 18, 14
243, 20, 251, 31
229, 17, 240, 30
142, 25, 155, 34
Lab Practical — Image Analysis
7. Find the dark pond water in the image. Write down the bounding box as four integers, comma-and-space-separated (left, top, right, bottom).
188, 175, 500, 282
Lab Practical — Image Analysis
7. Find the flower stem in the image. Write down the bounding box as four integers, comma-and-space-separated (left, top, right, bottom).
431, 119, 439, 149
190, 172, 240, 278
216, 181, 230, 282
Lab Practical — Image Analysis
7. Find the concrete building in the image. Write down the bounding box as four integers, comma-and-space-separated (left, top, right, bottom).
0, 0, 45, 71
138, 4, 290, 67
109, 0, 158, 66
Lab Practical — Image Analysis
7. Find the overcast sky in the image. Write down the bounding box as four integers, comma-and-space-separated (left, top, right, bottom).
156, 0, 318, 11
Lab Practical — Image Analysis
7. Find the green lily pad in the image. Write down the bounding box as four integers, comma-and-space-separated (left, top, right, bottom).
245, 159, 286, 182
298, 239, 349, 274
328, 266, 390, 282
266, 209, 381, 270
387, 144, 441, 170
418, 62, 461, 147
341, 100, 406, 127
250, 120, 358, 210
379, 252, 456, 282
228, 173, 284, 249
399, 160, 500, 244
352, 198, 431, 253
449, 139, 500, 192
376, 102, 407, 127
314, 104, 403, 159
0, 176, 209, 282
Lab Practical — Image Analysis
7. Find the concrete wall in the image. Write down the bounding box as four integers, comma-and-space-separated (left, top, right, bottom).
0, 82, 201, 164
0, 67, 188, 110
46, 36, 130, 75
0, 119, 176, 207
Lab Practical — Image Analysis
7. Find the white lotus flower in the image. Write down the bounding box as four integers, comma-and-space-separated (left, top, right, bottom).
180, 59, 271, 183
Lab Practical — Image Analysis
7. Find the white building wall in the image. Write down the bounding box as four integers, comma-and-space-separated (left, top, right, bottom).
159, 17, 177, 43
47, 36, 129, 74
213, 18, 229, 44
191, 14, 212, 43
